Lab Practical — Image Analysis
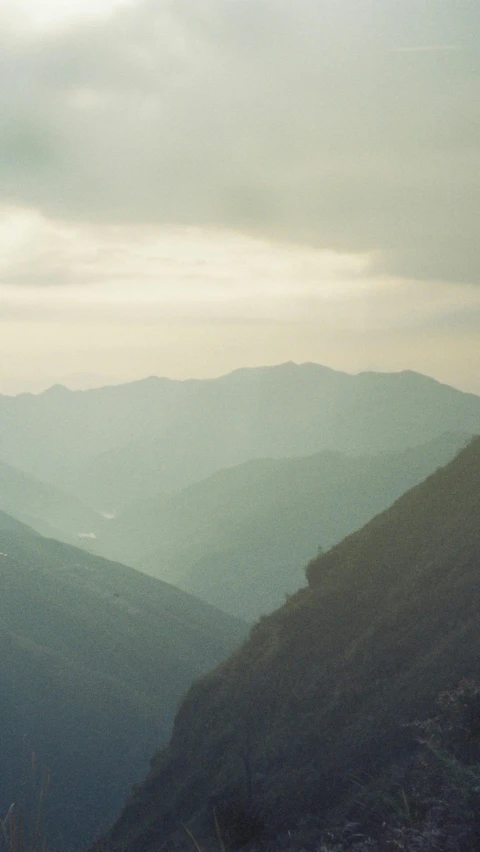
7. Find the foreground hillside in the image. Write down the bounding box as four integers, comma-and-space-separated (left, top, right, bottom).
102, 436, 480, 851
0, 513, 245, 849
1, 364, 479, 508
102, 433, 468, 620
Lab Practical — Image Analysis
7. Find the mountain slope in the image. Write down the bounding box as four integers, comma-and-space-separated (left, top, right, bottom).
0, 377, 192, 510
101, 432, 469, 620
102, 435, 480, 851
0, 458, 107, 545
0, 512, 245, 849
1, 364, 479, 508
71, 365, 480, 506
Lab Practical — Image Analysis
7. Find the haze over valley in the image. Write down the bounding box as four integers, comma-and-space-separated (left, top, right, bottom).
1, 361, 479, 847
1, 0, 479, 849
101, 434, 480, 852
1, 364, 479, 619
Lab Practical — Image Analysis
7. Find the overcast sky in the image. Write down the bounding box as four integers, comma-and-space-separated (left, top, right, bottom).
0, 0, 479, 394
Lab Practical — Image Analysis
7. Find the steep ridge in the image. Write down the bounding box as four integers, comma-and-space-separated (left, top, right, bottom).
101, 433, 469, 620
0, 512, 245, 849
102, 435, 480, 851
1, 364, 479, 508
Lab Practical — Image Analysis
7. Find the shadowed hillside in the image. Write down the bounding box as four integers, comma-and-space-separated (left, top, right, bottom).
100, 432, 469, 620
0, 512, 245, 849
101, 435, 480, 851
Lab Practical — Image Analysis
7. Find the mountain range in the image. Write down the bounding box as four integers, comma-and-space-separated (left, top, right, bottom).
98, 432, 470, 620
0, 511, 245, 849
0, 458, 106, 546
100, 435, 480, 851
1, 363, 480, 849
1, 363, 480, 510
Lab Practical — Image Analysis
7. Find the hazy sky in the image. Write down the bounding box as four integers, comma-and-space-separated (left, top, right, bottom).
0, 0, 479, 394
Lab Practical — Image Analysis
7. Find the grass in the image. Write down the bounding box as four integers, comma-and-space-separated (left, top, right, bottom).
1, 794, 48, 852
5, 680, 480, 852
0, 757, 51, 852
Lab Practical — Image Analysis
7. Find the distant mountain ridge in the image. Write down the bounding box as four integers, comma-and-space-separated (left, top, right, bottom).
0, 458, 106, 544
1, 363, 479, 509
100, 435, 480, 851
0, 510, 245, 849
98, 432, 470, 620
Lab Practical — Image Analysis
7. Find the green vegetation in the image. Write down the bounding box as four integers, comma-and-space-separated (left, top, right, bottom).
1, 369, 480, 850
0, 770, 51, 852
319, 680, 480, 851
98, 436, 480, 851
0, 512, 246, 849
101, 433, 469, 620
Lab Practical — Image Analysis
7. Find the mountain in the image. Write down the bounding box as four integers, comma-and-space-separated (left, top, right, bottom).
1, 364, 479, 509
0, 377, 188, 503
0, 458, 107, 546
101, 435, 480, 851
0, 512, 245, 849
97, 432, 469, 620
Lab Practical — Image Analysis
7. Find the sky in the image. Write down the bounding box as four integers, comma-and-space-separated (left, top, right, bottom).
0, 0, 479, 395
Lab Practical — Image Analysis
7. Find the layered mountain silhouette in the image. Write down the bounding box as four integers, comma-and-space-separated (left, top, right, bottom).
0, 512, 245, 849
99, 432, 470, 620
101, 435, 480, 851
1, 364, 479, 509
2, 364, 480, 849
0, 458, 106, 545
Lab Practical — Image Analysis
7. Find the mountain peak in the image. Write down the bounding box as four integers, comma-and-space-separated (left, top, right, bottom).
42, 383, 70, 396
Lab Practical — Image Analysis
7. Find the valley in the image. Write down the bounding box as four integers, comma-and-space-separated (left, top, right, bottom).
0, 364, 479, 849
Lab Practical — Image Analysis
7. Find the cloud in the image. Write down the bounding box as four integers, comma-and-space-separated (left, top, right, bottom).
0, 212, 374, 324
1, 210, 478, 341
0, 0, 478, 283
390, 45, 460, 53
